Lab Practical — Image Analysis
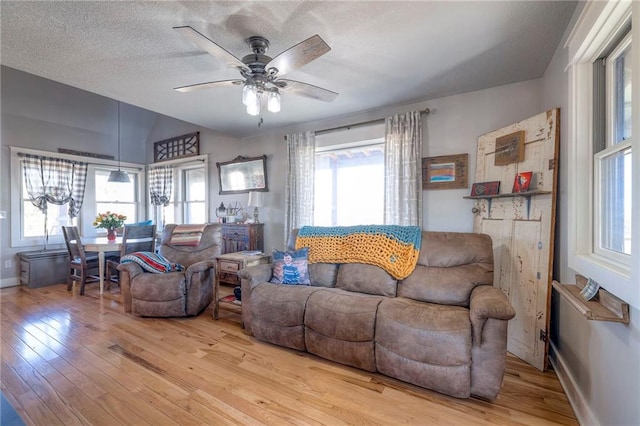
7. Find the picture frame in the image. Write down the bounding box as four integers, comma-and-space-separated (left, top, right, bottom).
512, 171, 533, 193
494, 130, 525, 165
422, 153, 468, 190
217, 155, 268, 195
470, 181, 501, 197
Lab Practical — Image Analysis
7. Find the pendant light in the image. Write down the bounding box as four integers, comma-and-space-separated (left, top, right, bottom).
108, 101, 131, 183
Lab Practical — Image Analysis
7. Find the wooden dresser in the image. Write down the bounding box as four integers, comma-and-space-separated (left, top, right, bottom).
221, 223, 264, 254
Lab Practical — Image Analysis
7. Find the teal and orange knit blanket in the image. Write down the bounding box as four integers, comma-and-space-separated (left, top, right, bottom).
295, 225, 422, 280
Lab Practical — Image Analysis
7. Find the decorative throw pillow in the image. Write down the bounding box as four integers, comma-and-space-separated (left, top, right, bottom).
120, 252, 184, 274
270, 247, 311, 285
169, 224, 206, 246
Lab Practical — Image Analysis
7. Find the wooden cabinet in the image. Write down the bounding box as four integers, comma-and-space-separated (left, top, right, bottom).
221, 223, 263, 254
17, 249, 69, 288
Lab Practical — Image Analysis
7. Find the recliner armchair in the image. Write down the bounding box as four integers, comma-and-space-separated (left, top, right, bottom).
117, 223, 222, 317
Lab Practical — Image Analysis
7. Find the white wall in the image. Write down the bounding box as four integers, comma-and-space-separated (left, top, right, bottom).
541, 5, 640, 425
240, 79, 543, 250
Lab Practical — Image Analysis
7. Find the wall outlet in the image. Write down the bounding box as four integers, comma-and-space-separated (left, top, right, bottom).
0, 211, 6, 219
4, 260, 12, 268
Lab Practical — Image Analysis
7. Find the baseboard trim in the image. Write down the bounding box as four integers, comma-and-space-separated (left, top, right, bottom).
549, 341, 598, 426
0, 277, 20, 289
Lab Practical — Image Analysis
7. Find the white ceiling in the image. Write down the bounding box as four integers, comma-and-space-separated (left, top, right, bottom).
1, 1, 577, 139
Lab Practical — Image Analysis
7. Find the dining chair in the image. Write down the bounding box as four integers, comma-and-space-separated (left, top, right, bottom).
62, 226, 100, 295
105, 224, 157, 288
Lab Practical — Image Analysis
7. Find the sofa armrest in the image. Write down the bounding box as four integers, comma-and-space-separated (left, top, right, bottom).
116, 262, 144, 313
238, 264, 273, 288
239, 264, 273, 334
117, 261, 144, 279
185, 259, 216, 278
470, 285, 515, 344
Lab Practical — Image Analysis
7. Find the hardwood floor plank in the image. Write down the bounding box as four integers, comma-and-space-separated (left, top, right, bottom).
1, 285, 578, 425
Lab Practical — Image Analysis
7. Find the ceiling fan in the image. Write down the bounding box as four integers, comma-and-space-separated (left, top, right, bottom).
173, 26, 338, 118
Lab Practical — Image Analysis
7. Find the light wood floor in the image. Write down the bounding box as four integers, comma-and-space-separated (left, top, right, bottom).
0, 283, 577, 425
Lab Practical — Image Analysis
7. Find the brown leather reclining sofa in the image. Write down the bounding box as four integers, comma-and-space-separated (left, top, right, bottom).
239, 230, 516, 400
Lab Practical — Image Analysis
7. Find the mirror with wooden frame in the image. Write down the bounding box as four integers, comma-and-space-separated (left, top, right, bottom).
216, 155, 268, 195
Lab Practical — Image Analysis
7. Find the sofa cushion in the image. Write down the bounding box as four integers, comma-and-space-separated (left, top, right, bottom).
375, 297, 472, 398
251, 283, 321, 350
336, 263, 397, 296
304, 289, 383, 371
308, 263, 338, 287
270, 248, 310, 285
399, 263, 493, 307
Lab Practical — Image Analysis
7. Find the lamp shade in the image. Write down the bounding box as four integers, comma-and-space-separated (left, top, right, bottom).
247, 191, 264, 207
107, 169, 130, 183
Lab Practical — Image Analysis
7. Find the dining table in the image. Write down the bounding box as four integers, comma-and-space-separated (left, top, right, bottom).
82, 236, 122, 294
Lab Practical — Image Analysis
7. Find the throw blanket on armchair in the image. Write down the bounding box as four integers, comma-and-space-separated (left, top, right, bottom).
295, 225, 422, 280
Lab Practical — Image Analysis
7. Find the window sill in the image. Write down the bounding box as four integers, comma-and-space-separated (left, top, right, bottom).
552, 275, 630, 324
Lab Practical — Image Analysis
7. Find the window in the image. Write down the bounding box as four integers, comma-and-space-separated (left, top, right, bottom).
95, 168, 138, 230
10, 147, 145, 246
21, 178, 75, 239
567, 1, 637, 307
314, 141, 385, 226
151, 157, 208, 228
594, 32, 632, 262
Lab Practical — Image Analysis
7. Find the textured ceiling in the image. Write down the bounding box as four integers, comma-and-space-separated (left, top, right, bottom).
1, 1, 577, 138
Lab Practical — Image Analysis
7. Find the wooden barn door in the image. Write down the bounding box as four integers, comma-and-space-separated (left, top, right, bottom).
472, 109, 559, 371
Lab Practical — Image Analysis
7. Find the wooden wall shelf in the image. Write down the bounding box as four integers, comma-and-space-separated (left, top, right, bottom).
552, 277, 629, 324
464, 190, 552, 219
463, 189, 552, 200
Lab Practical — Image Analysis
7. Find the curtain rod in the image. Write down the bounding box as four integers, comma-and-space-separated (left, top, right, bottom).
284, 108, 430, 140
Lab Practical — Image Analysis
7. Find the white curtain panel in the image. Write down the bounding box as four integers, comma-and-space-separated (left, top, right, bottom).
284, 131, 316, 243
384, 111, 423, 226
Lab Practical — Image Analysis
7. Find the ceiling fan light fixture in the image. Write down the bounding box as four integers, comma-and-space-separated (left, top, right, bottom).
246, 91, 261, 116
242, 81, 257, 106
267, 89, 281, 113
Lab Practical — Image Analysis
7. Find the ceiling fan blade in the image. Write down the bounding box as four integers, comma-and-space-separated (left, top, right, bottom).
174, 26, 249, 72
278, 79, 338, 102
266, 35, 331, 76
174, 79, 244, 93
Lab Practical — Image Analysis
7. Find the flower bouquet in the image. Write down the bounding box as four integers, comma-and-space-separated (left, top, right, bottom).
94, 211, 127, 241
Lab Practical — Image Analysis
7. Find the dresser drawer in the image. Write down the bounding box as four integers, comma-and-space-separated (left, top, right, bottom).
219, 260, 240, 273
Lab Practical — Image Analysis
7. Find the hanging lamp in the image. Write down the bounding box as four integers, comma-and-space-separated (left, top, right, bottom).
108, 101, 131, 183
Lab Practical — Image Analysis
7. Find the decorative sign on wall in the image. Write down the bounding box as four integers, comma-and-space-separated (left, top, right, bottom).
422, 153, 468, 190
58, 148, 114, 160
153, 132, 200, 162
494, 130, 525, 165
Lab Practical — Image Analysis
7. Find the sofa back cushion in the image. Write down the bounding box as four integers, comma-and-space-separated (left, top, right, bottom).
336, 263, 397, 297
160, 223, 223, 268
398, 231, 494, 306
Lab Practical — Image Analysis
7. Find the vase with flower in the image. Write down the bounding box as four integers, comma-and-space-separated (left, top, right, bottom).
94, 211, 127, 241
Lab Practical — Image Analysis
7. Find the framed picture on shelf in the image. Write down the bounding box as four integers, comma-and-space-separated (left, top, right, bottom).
422, 153, 468, 190
470, 181, 501, 197
512, 171, 533, 193
495, 130, 525, 165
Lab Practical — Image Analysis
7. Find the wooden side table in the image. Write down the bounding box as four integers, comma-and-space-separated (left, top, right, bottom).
214, 251, 271, 320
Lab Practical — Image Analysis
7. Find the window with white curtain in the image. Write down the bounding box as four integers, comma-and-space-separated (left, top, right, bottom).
314, 141, 385, 226
151, 157, 208, 228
